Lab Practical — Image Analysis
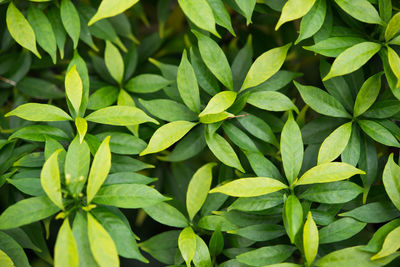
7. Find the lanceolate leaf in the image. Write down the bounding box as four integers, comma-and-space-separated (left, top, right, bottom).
358, 120, 400, 147
383, 154, 400, 211
247, 91, 298, 113
85, 106, 158, 126
296, 0, 327, 44
371, 226, 400, 259
41, 149, 63, 210
199, 91, 237, 117
318, 122, 352, 164
303, 212, 318, 266
353, 72, 383, 117
385, 12, 400, 41
283, 195, 303, 244
54, 219, 79, 267
104, 41, 124, 84
179, 227, 197, 267
275, 0, 316, 30
60, 0, 81, 49
6, 103, 72, 122
88, 0, 139, 25
388, 46, 400, 88
65, 65, 83, 114
334, 0, 384, 25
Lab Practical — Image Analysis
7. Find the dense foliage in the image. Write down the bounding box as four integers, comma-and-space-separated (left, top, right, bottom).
1, 0, 400, 266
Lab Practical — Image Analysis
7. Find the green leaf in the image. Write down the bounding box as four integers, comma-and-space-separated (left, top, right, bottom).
303, 212, 318, 266
60, 0, 80, 49
283, 195, 303, 243
125, 74, 171, 93
237, 113, 279, 147
315, 246, 381, 267
193, 30, 233, 90
353, 72, 383, 117
318, 122, 352, 164
6, 103, 72, 122
88, 0, 139, 25
178, 0, 219, 37
199, 91, 237, 117
87, 213, 119, 267
96, 132, 146, 155
0, 249, 14, 267
87, 86, 118, 110
193, 235, 212, 267
179, 227, 197, 267
358, 120, 400, 147
228, 224, 285, 242
222, 121, 259, 152
104, 41, 124, 84
339, 202, 400, 223
372, 226, 400, 259
93, 184, 169, 208
247, 91, 298, 113
85, 106, 158, 126
92, 207, 147, 262
295, 81, 351, 118
86, 136, 111, 203
187, 163, 216, 220
281, 112, 303, 184
323, 42, 381, 81
319, 217, 366, 244
386, 12, 400, 41
177, 50, 201, 113
140, 121, 197, 156
296, 0, 326, 44
139, 98, 197, 122
65, 137, 90, 195
303, 37, 366, 58
143, 202, 189, 228
206, 0, 235, 35
237, 245, 296, 266
383, 154, 400, 211
334, 0, 384, 25
205, 131, 244, 172
241, 43, 291, 91
27, 5, 57, 63
363, 218, 400, 253
210, 177, 288, 197
388, 46, 400, 88
6, 2, 40, 58
40, 149, 63, 210
300, 181, 363, 204
0, 196, 60, 229
296, 162, 365, 186
0, 232, 29, 267
47, 6, 67, 59
54, 219, 79, 267
65, 65, 83, 114
75, 117, 88, 143
275, 0, 317, 30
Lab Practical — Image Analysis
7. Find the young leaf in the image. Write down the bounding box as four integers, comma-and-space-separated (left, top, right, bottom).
140, 121, 197, 156
75, 117, 88, 143
240, 43, 291, 91
87, 213, 119, 267
323, 42, 381, 81
295, 81, 351, 118
205, 131, 244, 172
0, 196, 60, 230
383, 154, 400, 211
247, 91, 299, 113
353, 72, 383, 117
303, 212, 318, 266
296, 0, 327, 44
65, 137, 90, 195
388, 46, 400, 87
88, 0, 139, 25
178, 227, 197, 267
5, 103, 72, 122
281, 112, 303, 185
371, 226, 400, 259
60, 0, 81, 49
105, 41, 124, 84
334, 0, 384, 25
41, 149, 63, 210
187, 163, 216, 221
6, 2, 40, 58
86, 136, 111, 203
193, 30, 233, 90
358, 120, 400, 147
283, 195, 303, 243
0, 249, 14, 267
54, 219, 79, 267
295, 162, 365, 186
177, 50, 201, 113
209, 177, 288, 197
275, 0, 317, 30
199, 91, 236, 117
385, 12, 400, 41
193, 235, 212, 267
65, 65, 83, 114
178, 0, 219, 37
85, 106, 158, 126
318, 122, 352, 164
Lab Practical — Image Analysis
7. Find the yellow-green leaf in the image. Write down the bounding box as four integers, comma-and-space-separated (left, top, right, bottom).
85, 106, 158, 126
241, 43, 291, 91
187, 163, 217, 221
0, 249, 14, 267
303, 212, 318, 266
87, 213, 119, 267
210, 177, 288, 197
385, 12, 400, 41
54, 219, 79, 267
40, 149, 64, 210
60, 0, 80, 49
335, 0, 384, 25
86, 136, 111, 203
371, 226, 400, 260
353, 72, 383, 117
6, 2, 40, 58
275, 0, 317, 30
65, 65, 83, 114
88, 0, 139, 25
383, 154, 400, 211
178, 227, 197, 267
199, 91, 237, 117
388, 46, 400, 88
75, 117, 88, 144
317, 122, 352, 164
140, 121, 197, 156
105, 41, 124, 84
5, 103, 72, 122
295, 162, 365, 186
